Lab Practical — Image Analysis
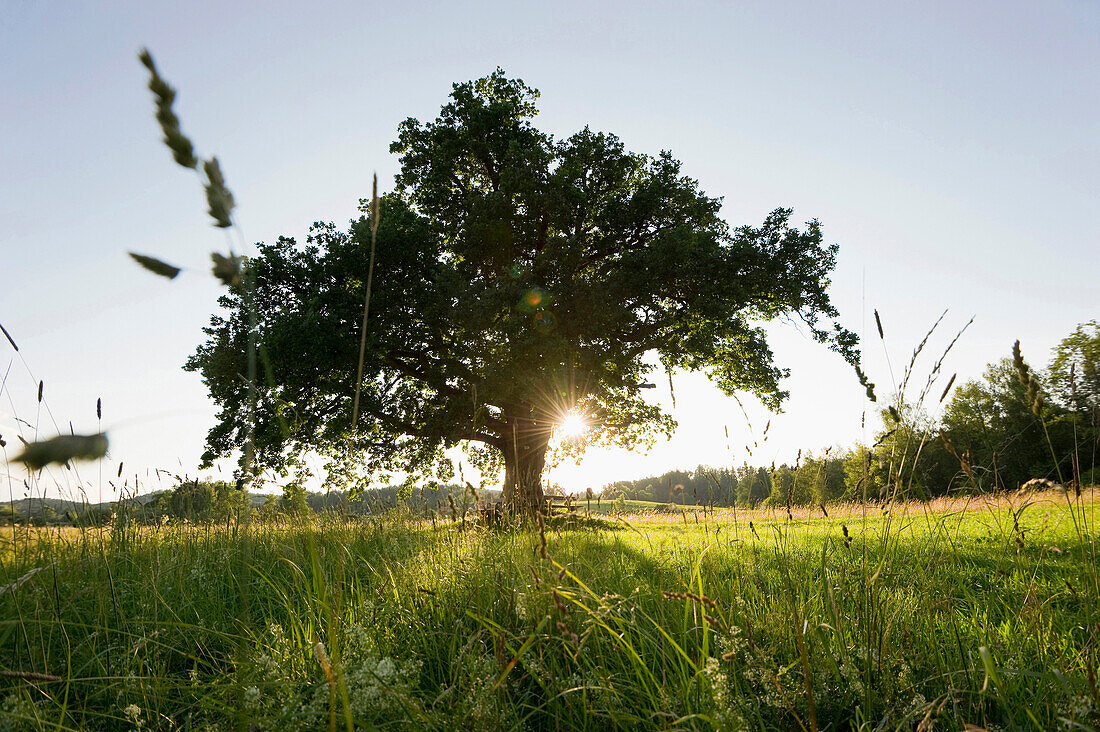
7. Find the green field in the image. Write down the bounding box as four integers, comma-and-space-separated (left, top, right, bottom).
1, 491, 1097, 730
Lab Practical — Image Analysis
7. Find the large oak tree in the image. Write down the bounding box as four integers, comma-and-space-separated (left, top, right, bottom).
186, 71, 868, 511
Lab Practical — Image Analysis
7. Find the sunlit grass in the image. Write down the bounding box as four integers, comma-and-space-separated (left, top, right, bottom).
0, 490, 1096, 730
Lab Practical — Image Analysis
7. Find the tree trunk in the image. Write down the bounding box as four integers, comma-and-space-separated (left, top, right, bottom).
501, 409, 551, 515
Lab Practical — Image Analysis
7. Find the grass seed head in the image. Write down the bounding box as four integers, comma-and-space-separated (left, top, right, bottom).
202, 157, 235, 228
129, 252, 182, 279
0, 321, 18, 352
854, 363, 876, 402
370, 173, 381, 236
138, 49, 199, 169
210, 252, 244, 287
313, 642, 336, 689
939, 373, 956, 403
552, 589, 567, 615
1012, 340, 1045, 416
1012, 340, 1029, 385
0, 670, 63, 683
15, 433, 109, 470
555, 621, 579, 650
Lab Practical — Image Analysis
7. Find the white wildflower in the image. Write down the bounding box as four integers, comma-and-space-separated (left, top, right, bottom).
243, 685, 262, 708
123, 703, 144, 730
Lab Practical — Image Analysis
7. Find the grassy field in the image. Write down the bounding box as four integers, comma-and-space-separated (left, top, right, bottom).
0, 490, 1097, 731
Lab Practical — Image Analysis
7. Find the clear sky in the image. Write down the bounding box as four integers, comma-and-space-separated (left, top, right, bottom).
2, 1, 1097, 501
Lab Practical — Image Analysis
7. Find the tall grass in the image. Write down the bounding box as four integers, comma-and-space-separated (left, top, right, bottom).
0, 489, 1097, 730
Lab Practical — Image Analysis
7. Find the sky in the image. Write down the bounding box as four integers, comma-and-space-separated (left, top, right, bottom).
1, 0, 1097, 502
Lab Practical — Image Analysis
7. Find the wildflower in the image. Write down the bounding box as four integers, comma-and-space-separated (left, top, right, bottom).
243, 686, 262, 708
123, 703, 144, 729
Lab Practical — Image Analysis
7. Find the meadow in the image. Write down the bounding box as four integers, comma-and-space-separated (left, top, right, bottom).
1, 488, 1097, 730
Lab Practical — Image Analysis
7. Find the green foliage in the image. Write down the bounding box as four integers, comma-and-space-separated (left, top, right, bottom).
803, 452, 846, 505
607, 466, 736, 505
846, 325, 1100, 496
29, 503, 57, 527
168, 480, 213, 519
767, 464, 796, 506
258, 494, 279, 517
211, 480, 251, 522
737, 466, 771, 507
186, 70, 864, 505
78, 506, 113, 527
942, 358, 1074, 489
869, 402, 955, 500
1048, 320, 1100, 413
279, 483, 311, 515
165, 480, 249, 522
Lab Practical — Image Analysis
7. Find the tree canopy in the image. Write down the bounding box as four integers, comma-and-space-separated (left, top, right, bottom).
186, 70, 868, 510
1048, 320, 1099, 414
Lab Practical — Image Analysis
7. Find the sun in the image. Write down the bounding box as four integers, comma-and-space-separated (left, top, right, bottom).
556, 411, 589, 440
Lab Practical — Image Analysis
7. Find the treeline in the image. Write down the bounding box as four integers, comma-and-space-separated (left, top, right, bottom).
606, 322, 1099, 506
276, 483, 501, 517
601, 460, 845, 508
4, 482, 256, 527
13, 480, 503, 526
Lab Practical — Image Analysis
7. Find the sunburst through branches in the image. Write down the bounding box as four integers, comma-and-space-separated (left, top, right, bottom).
555, 411, 589, 441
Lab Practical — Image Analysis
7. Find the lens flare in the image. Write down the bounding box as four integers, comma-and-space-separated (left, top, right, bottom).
557, 412, 588, 439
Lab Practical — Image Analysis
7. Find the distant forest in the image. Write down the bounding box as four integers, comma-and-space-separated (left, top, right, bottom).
607, 325, 1099, 508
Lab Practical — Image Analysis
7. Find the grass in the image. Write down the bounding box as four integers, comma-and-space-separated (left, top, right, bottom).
0, 489, 1096, 730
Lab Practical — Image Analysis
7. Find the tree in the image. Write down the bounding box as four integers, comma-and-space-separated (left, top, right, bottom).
168, 480, 214, 520
870, 401, 956, 499
736, 466, 771, 507
788, 459, 817, 506
1048, 321, 1100, 414
1048, 322, 1100, 483
941, 357, 1073, 489
801, 452, 846, 505
210, 480, 251, 523
186, 71, 867, 513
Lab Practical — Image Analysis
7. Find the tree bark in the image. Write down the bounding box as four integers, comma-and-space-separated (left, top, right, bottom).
501, 408, 551, 515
